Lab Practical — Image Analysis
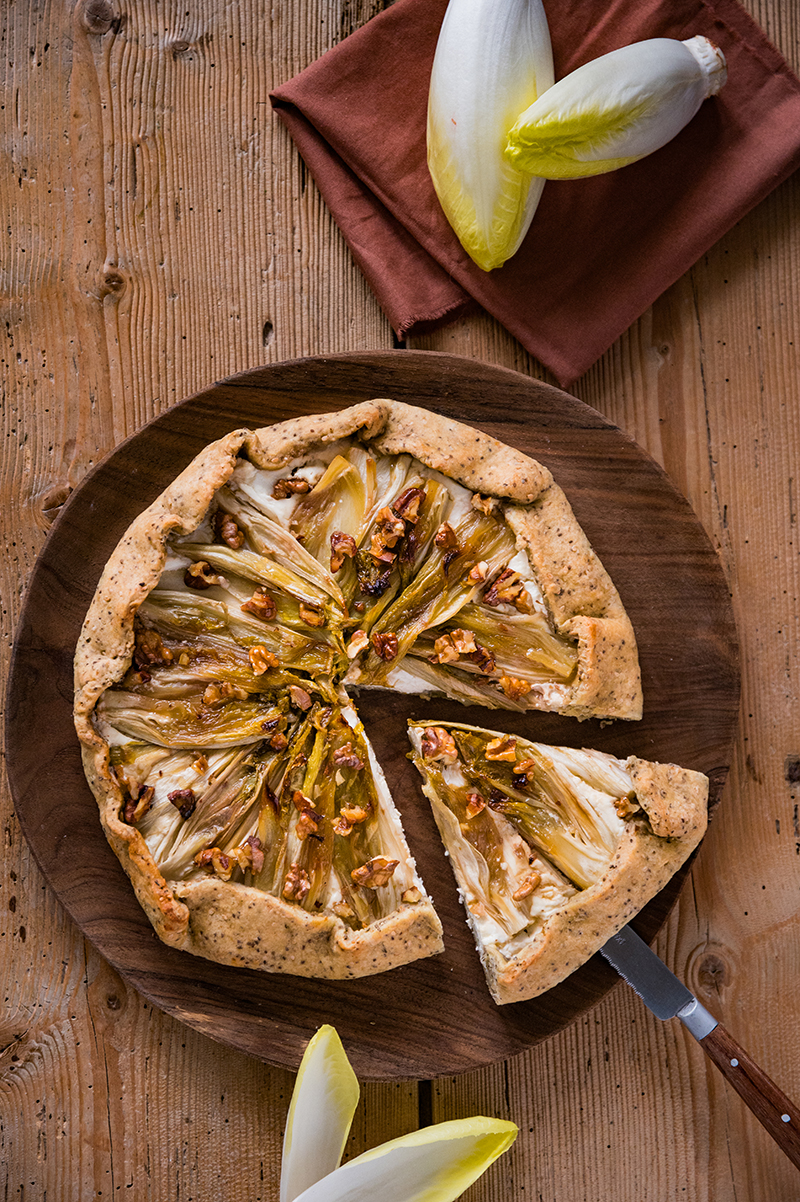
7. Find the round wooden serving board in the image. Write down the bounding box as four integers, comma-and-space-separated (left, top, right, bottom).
6, 352, 740, 1081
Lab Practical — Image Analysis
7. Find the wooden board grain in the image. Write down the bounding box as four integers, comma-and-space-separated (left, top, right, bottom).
6, 351, 740, 1081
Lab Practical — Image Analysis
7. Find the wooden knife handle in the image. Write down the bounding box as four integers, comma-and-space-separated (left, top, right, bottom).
700, 1023, 800, 1169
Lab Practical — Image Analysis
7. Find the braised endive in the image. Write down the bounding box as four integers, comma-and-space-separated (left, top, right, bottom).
505, 35, 728, 179
427, 0, 553, 271
280, 1025, 517, 1202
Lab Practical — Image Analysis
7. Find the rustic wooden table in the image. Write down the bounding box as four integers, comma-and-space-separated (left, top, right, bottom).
2, 1, 799, 1198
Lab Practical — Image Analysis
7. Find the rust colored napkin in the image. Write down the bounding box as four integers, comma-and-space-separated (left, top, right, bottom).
271, 0, 800, 386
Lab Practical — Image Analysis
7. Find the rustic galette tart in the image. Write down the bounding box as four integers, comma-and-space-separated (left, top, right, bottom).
408, 721, 708, 1004
74, 399, 643, 980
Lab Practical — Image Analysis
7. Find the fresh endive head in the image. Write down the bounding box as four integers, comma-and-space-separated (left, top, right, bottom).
280, 1024, 518, 1202
504, 36, 727, 180
427, 0, 554, 272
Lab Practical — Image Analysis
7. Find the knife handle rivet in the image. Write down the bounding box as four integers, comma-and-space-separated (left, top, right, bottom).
730, 1058, 739, 1067
782, 1114, 791, 1123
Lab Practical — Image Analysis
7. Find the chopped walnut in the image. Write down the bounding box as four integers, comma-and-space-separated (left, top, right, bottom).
401, 886, 422, 904
371, 631, 399, 661
431, 633, 460, 664
299, 601, 326, 628
469, 643, 496, 674
499, 675, 532, 701
483, 568, 534, 613
465, 792, 487, 819
241, 586, 277, 622
332, 742, 365, 770
346, 629, 369, 659
419, 726, 458, 764
167, 788, 197, 819
485, 735, 517, 761
392, 486, 425, 523
369, 530, 397, 564
269, 731, 289, 751
330, 530, 357, 572
468, 560, 489, 584
194, 847, 234, 881
203, 680, 249, 707
289, 684, 313, 711
249, 645, 279, 674
192, 754, 209, 775
133, 628, 173, 670
214, 510, 245, 550
282, 863, 311, 902
351, 856, 399, 889
471, 493, 497, 515
450, 628, 477, 655
235, 834, 265, 874
184, 560, 225, 590
295, 809, 322, 840
615, 794, 641, 819
271, 476, 312, 499
333, 804, 369, 836
434, 522, 459, 551
375, 506, 406, 548
512, 758, 537, 776
512, 870, 542, 901
332, 900, 355, 920
122, 785, 154, 825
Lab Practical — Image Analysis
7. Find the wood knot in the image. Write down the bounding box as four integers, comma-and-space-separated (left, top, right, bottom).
81, 0, 115, 34
106, 994, 122, 1011
171, 39, 192, 57
99, 267, 126, 299
784, 753, 800, 785
698, 953, 729, 994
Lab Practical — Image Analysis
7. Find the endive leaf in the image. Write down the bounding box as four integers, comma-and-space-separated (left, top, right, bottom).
280, 1026, 360, 1202
505, 36, 727, 179
292, 1116, 518, 1202
427, 0, 553, 271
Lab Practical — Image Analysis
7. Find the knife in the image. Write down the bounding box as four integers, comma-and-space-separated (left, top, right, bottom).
601, 925, 800, 1170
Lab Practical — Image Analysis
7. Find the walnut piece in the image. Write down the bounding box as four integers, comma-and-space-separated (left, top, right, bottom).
499, 675, 532, 701
434, 522, 458, 551
133, 628, 173, 670
465, 792, 487, 819
419, 726, 458, 764
249, 645, 279, 674
288, 684, 313, 711
431, 633, 460, 664
299, 601, 326, 628
330, 530, 357, 572
371, 632, 399, 661
203, 680, 248, 707
346, 629, 369, 659
392, 486, 425, 523
194, 847, 234, 881
351, 856, 399, 889
235, 834, 265, 874
375, 506, 406, 548
241, 586, 277, 622
485, 735, 517, 761
167, 788, 197, 819
122, 785, 154, 825
184, 560, 225, 590
333, 804, 369, 836
271, 476, 312, 499
214, 510, 245, 550
282, 863, 311, 901
332, 742, 365, 770
401, 886, 422, 904
512, 870, 542, 901
471, 493, 497, 515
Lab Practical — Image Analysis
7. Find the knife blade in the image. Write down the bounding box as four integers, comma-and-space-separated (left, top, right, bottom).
601, 925, 800, 1171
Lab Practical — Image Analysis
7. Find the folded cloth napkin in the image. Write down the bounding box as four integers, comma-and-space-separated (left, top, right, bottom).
271, 0, 800, 386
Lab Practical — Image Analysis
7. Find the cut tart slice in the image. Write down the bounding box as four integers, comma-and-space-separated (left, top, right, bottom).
74, 399, 642, 978
407, 720, 708, 1004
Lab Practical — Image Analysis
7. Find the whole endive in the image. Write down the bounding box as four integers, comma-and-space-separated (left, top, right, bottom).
505, 36, 727, 179
427, 0, 554, 271
280, 1025, 518, 1201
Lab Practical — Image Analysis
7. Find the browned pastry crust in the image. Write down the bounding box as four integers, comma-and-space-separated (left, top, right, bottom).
74, 399, 643, 979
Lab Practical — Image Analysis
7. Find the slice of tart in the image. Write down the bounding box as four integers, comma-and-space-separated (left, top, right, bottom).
407, 720, 708, 1003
